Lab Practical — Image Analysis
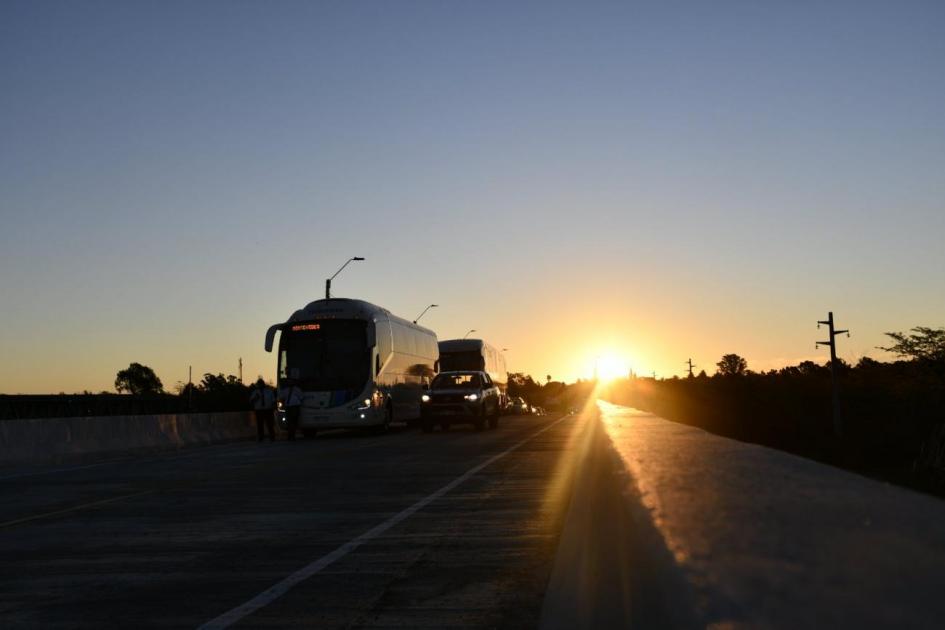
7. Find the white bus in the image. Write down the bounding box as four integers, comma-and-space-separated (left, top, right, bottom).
265, 298, 438, 436
437, 339, 508, 407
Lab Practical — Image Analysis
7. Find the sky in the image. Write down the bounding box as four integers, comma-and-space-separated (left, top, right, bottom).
1, 1, 944, 393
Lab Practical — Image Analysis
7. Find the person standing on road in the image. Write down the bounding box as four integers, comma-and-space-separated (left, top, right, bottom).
279, 380, 303, 441
249, 378, 276, 442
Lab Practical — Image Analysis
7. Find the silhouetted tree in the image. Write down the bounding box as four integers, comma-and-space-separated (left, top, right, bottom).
716, 354, 748, 377
880, 327, 945, 363
797, 360, 828, 376
178, 372, 250, 412
115, 362, 163, 395
508, 372, 544, 403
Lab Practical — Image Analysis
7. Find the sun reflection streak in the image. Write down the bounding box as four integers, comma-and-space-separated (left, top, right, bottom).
596, 399, 691, 566
540, 377, 621, 544
540, 381, 642, 627
540, 388, 601, 521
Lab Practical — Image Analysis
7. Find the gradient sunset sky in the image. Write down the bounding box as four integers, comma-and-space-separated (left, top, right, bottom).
2, 1, 944, 393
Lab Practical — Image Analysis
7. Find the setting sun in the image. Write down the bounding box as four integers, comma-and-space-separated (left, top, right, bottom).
596, 354, 630, 382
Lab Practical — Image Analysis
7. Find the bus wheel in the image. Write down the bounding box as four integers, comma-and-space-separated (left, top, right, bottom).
301, 429, 318, 439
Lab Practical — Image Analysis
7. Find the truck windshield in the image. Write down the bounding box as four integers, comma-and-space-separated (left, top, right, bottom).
439, 350, 484, 371
432, 373, 482, 389
278, 320, 368, 392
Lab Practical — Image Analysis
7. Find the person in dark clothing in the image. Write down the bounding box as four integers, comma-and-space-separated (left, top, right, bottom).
278, 381, 303, 441
249, 378, 276, 442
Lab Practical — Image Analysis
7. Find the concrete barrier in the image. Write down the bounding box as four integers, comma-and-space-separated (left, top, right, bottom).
0, 411, 257, 465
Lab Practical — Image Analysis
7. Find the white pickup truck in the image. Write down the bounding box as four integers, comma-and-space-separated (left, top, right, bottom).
420, 370, 502, 433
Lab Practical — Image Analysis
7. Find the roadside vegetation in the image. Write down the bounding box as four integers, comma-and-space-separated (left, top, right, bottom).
0, 364, 252, 420
602, 327, 945, 496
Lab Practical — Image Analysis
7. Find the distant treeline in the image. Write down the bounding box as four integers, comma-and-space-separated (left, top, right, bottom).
507, 372, 596, 410
1, 372, 253, 420
3, 368, 597, 421
602, 341, 945, 495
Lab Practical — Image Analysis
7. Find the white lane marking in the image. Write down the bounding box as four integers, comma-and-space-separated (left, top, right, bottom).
199, 414, 572, 630
0, 489, 156, 529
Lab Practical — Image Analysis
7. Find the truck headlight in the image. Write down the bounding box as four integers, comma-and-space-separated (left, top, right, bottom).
421, 394, 431, 402
465, 393, 479, 401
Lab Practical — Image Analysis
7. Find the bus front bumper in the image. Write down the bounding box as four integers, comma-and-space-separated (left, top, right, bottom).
278, 406, 383, 430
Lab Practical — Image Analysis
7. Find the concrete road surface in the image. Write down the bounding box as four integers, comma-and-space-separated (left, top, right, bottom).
9, 401, 945, 629
0, 413, 590, 628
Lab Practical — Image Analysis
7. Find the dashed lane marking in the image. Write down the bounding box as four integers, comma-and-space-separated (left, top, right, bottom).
0, 489, 157, 529
199, 414, 573, 630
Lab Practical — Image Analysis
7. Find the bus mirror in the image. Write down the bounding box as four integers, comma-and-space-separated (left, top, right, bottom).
264, 324, 283, 353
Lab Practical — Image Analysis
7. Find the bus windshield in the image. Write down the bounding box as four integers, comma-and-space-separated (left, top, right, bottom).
439, 350, 484, 372
278, 320, 369, 392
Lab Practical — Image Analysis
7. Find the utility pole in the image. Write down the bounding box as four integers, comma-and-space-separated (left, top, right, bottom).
816, 311, 849, 438
238, 357, 243, 384
685, 358, 696, 378
188, 365, 192, 412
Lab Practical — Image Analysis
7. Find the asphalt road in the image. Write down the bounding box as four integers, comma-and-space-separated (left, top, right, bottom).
0, 413, 584, 628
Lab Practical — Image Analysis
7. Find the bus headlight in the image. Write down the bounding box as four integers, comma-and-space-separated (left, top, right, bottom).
465, 393, 478, 401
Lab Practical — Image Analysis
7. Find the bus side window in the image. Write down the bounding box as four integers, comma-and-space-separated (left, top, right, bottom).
375, 353, 381, 376
376, 320, 392, 363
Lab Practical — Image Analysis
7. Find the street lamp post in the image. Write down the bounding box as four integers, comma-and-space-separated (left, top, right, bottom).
463, 329, 476, 339
325, 256, 365, 299
413, 304, 438, 324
